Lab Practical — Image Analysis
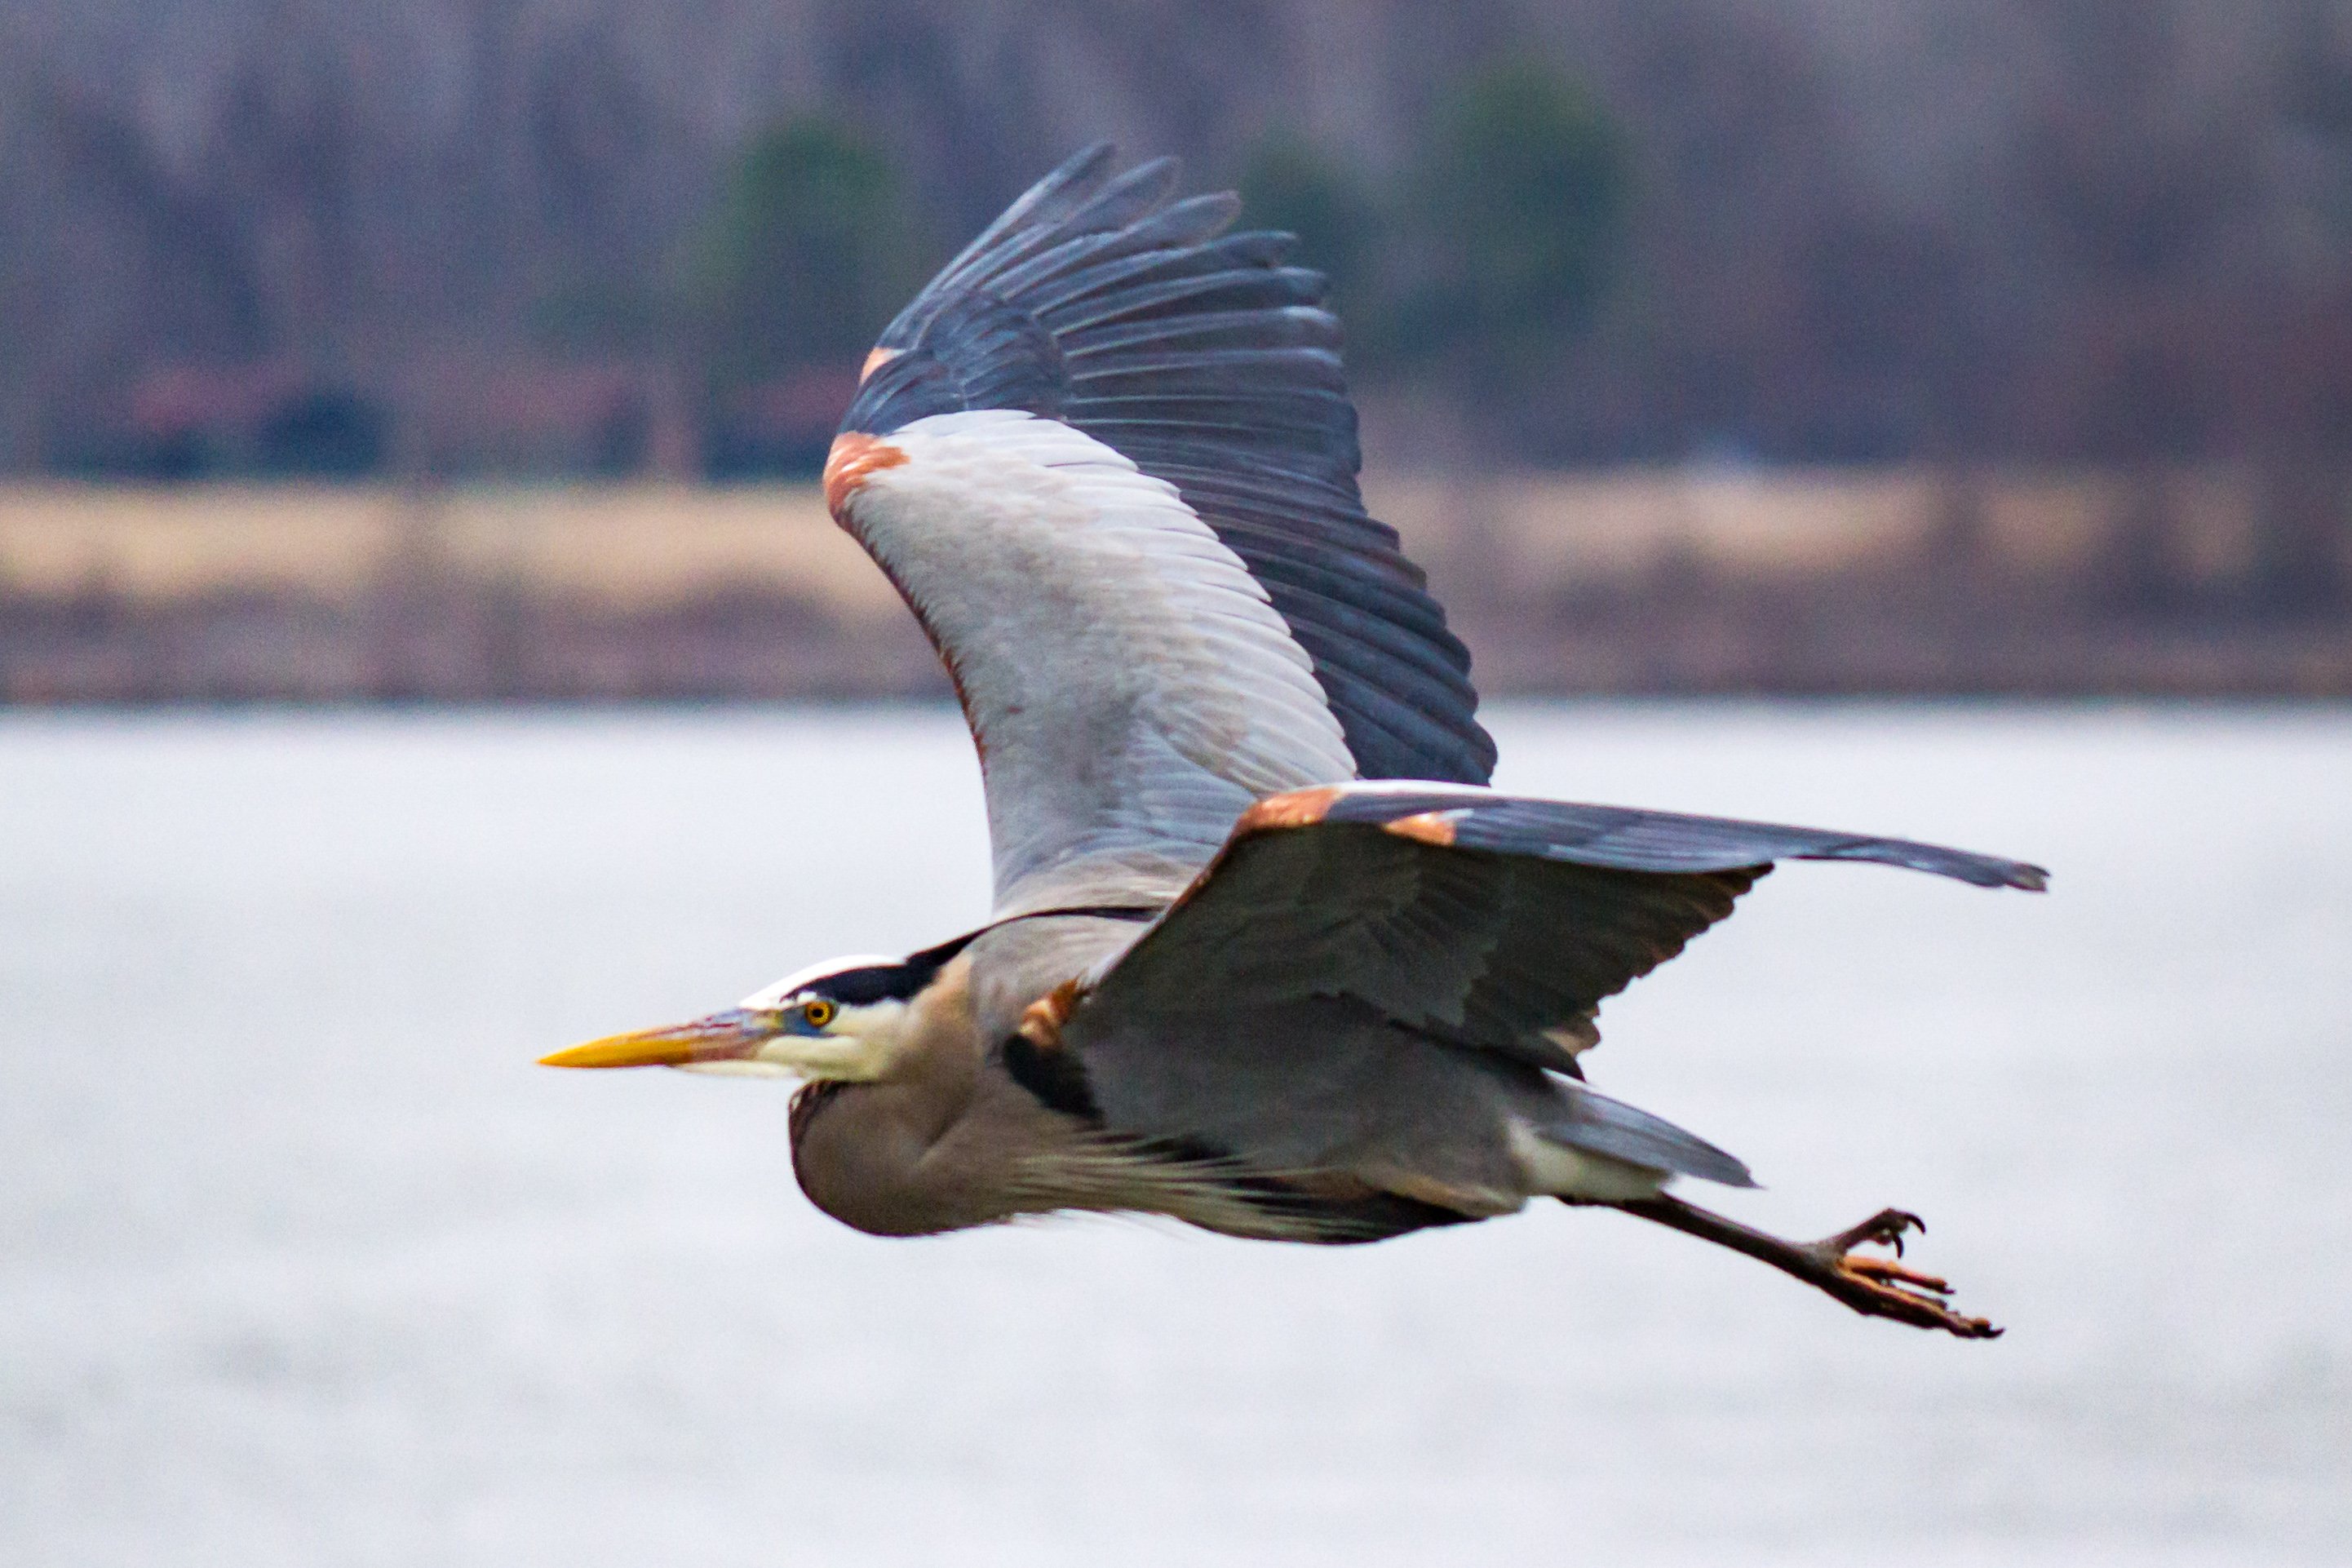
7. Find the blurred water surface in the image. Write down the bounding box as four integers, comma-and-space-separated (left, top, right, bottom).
2, 704, 2345, 1567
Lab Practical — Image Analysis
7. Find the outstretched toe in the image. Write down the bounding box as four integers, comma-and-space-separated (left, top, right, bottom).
1842, 1256, 1952, 1295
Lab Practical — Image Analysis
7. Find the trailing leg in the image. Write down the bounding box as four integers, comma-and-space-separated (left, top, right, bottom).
1606, 1193, 2002, 1339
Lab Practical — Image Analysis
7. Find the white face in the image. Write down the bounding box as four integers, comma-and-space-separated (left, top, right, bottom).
665, 955, 916, 1082
543, 953, 920, 1081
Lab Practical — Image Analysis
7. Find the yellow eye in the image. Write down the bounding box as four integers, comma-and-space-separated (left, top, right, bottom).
800, 999, 837, 1030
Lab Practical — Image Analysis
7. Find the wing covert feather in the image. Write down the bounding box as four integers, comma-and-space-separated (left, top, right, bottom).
833, 410, 1355, 908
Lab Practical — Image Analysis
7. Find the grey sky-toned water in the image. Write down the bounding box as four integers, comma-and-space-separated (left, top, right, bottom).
2, 704, 2345, 1566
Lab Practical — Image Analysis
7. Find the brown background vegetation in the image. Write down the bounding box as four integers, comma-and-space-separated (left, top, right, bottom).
6, 0, 2350, 472
2, 0, 2347, 697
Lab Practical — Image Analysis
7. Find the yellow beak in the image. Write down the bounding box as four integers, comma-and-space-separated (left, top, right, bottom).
539, 1008, 777, 1070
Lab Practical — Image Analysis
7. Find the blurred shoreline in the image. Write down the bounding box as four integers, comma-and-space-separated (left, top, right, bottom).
3, 471, 2348, 702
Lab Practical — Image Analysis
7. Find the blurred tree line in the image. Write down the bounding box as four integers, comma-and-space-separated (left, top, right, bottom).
1, 0, 2348, 499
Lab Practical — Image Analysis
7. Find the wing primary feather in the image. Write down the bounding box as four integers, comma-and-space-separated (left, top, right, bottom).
1048, 264, 1325, 336
1027, 236, 1303, 319
946, 157, 1187, 304
897, 144, 1118, 323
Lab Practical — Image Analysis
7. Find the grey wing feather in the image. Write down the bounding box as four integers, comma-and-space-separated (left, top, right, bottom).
1083, 808, 1764, 1075
1114, 782, 2044, 1048
831, 411, 1358, 908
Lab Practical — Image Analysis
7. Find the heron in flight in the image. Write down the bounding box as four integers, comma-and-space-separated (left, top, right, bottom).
546, 147, 2042, 1337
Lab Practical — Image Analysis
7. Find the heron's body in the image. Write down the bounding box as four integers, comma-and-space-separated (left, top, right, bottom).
733, 907, 1638, 1245
548, 148, 2045, 1337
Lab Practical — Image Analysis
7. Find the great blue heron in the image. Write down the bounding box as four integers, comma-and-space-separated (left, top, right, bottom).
545, 146, 2043, 1338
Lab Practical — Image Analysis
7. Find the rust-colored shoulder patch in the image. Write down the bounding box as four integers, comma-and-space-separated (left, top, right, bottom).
1016, 978, 1085, 1052
1380, 810, 1457, 847
823, 432, 909, 515
860, 345, 900, 383
1236, 785, 1344, 835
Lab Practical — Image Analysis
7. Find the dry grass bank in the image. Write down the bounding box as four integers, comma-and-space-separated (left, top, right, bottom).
0, 484, 901, 619
2, 469, 2345, 700
0, 468, 2277, 603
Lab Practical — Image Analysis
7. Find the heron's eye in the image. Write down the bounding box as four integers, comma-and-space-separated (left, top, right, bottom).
800, 999, 837, 1030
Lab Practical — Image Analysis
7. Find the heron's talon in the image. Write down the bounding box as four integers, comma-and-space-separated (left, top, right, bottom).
1814, 1207, 1924, 1260
1804, 1207, 1996, 1338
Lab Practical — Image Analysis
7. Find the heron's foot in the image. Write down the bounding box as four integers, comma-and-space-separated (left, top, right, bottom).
1801, 1207, 2001, 1340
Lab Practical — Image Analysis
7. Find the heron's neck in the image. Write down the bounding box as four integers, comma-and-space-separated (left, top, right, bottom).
786, 959, 993, 1234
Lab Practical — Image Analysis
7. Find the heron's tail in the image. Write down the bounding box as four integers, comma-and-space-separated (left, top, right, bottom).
1534, 1083, 1757, 1190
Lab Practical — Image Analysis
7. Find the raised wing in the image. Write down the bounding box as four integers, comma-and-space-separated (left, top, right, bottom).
824, 147, 1495, 912
1021, 784, 2043, 1189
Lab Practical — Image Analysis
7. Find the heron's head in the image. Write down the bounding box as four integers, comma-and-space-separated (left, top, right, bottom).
539, 951, 948, 1082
